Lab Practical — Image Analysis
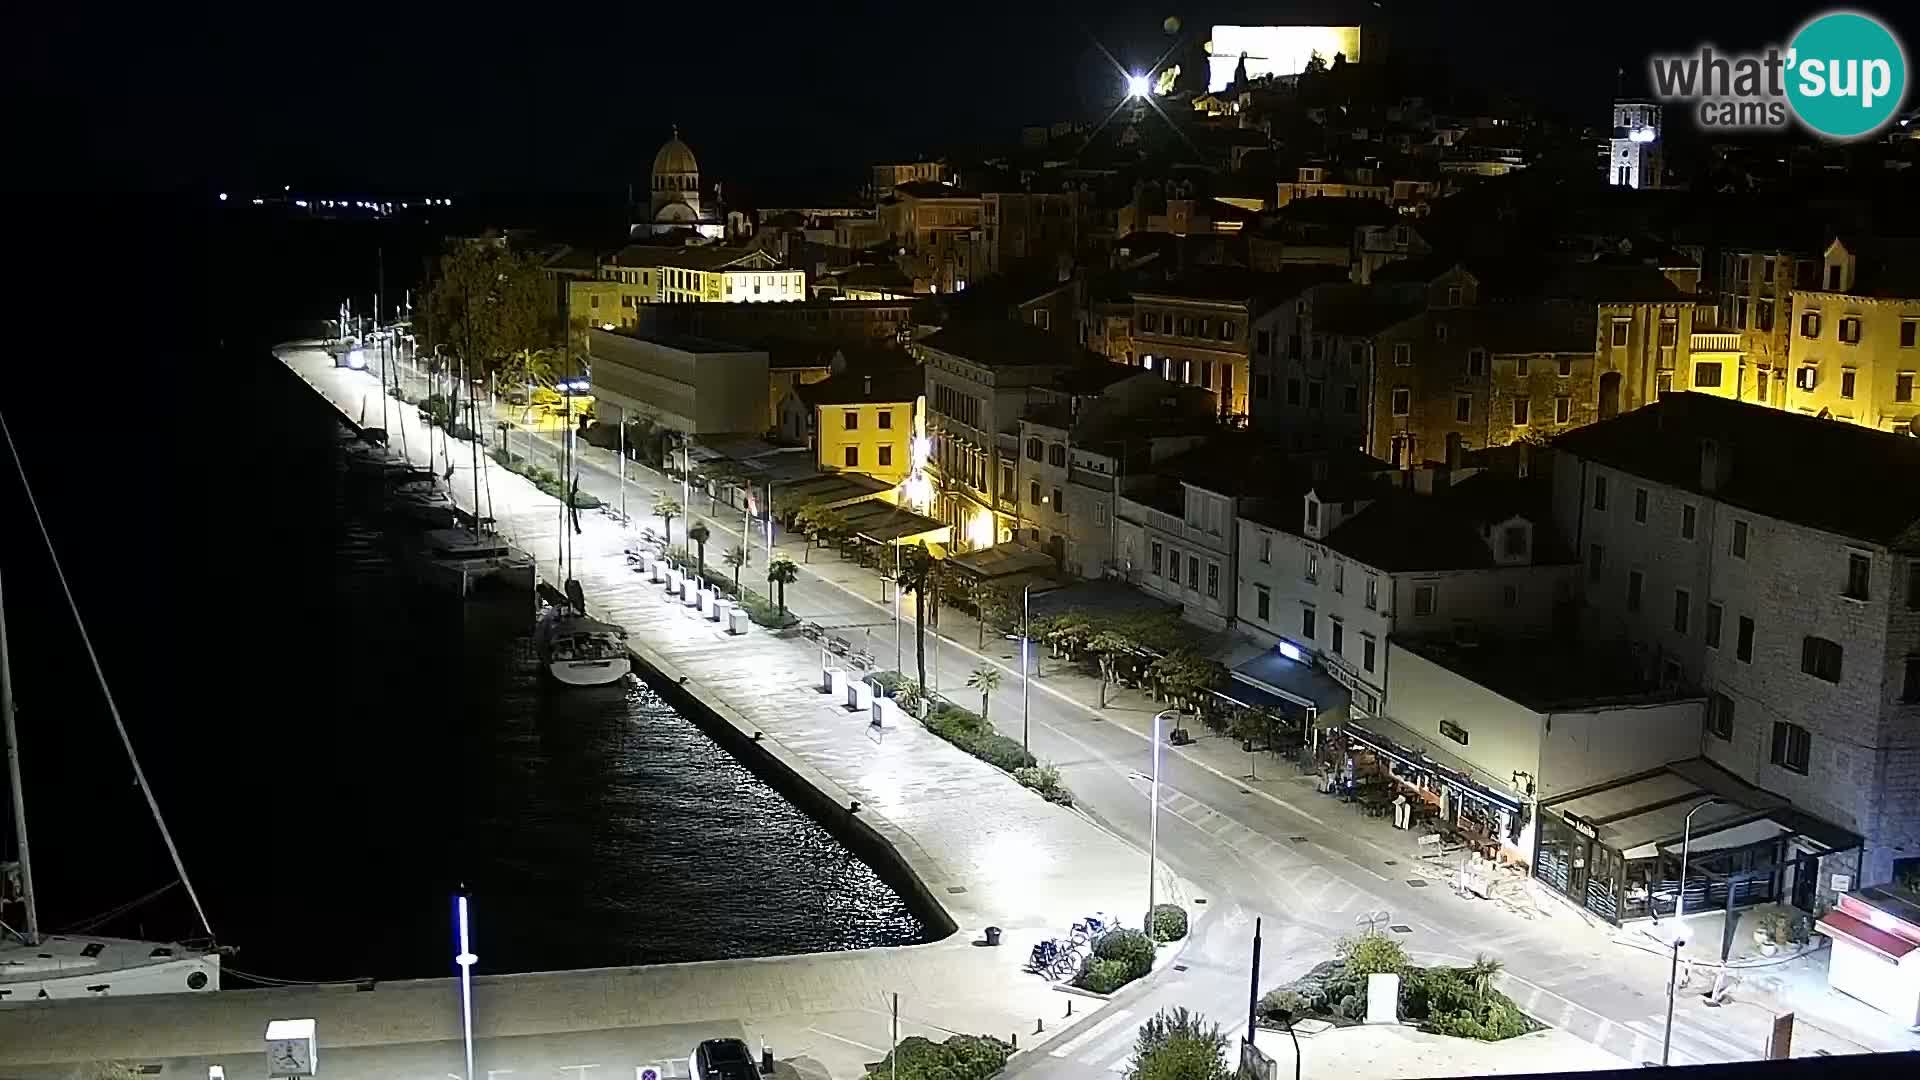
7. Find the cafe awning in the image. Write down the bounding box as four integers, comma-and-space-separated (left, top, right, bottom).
946, 544, 1057, 582
843, 500, 950, 545
1816, 911, 1918, 961
1342, 716, 1525, 815
1229, 648, 1350, 718
1543, 758, 1860, 861
774, 471, 895, 509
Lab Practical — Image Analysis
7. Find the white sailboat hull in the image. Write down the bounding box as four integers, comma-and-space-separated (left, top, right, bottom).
547, 656, 632, 687
0, 935, 220, 1006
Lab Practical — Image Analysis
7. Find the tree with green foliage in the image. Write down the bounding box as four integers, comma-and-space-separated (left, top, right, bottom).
653, 495, 681, 549
416, 235, 555, 378
967, 666, 1002, 721
698, 459, 749, 514
687, 521, 711, 580
1148, 653, 1224, 709
766, 556, 799, 614
895, 541, 938, 694
1088, 629, 1132, 708
723, 544, 747, 593
1126, 1008, 1228, 1080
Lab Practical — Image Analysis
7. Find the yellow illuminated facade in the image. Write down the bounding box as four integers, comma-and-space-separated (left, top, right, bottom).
816, 397, 923, 486
658, 264, 806, 304
568, 249, 805, 331
1787, 290, 1920, 433
1206, 25, 1362, 91
567, 280, 648, 331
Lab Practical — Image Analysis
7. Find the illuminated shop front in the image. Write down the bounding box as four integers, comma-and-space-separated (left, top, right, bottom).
1534, 760, 1862, 946
1335, 718, 1529, 862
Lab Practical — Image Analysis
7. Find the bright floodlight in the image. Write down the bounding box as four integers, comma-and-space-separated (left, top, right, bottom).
1127, 73, 1151, 98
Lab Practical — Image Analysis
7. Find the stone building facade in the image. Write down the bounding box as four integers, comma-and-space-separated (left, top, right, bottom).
1552, 394, 1920, 888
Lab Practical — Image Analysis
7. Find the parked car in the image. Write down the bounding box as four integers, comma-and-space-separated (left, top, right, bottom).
691, 1038, 758, 1080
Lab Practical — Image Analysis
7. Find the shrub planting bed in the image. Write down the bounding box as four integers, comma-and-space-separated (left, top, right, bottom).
1256, 937, 1540, 1041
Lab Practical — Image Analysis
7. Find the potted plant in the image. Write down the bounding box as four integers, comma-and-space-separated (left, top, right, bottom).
1753, 911, 1788, 956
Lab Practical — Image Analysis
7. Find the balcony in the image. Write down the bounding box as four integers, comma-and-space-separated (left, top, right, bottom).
1691, 332, 1743, 353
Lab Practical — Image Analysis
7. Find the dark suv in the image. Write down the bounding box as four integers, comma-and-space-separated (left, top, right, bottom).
693, 1038, 758, 1080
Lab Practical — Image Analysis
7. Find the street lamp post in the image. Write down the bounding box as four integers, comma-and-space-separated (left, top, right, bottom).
1673, 797, 1722, 924
1661, 931, 1686, 1067
1660, 797, 1720, 1067
454, 893, 478, 1080
1148, 709, 1169, 934
1021, 582, 1032, 751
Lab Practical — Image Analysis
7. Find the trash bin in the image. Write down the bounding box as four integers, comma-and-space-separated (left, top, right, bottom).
985, 926, 1002, 946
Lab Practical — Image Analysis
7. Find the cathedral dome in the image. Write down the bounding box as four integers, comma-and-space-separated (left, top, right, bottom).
652, 128, 699, 179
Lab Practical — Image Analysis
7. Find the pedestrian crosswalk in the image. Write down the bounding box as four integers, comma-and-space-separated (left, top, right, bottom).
1498, 975, 1755, 1066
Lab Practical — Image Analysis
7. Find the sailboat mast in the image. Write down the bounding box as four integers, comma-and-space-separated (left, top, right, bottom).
1, 570, 40, 946
0, 414, 214, 940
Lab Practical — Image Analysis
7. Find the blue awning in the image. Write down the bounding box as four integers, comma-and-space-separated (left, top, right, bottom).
1218, 676, 1312, 720
1227, 649, 1352, 718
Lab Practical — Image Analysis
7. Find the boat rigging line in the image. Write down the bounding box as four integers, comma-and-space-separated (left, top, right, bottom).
0, 408, 217, 941
55, 880, 181, 935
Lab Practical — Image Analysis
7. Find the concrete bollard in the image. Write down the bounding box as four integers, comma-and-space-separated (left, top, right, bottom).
1035, 1018, 1044, 1034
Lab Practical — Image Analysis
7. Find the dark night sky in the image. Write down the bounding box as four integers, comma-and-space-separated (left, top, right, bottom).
12, 2, 1914, 197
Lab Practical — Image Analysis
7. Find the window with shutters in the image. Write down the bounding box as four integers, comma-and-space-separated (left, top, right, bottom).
1844, 552, 1870, 600
1707, 692, 1734, 740
1801, 636, 1843, 683
1770, 722, 1810, 774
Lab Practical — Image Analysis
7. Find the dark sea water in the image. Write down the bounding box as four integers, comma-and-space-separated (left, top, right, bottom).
0, 198, 929, 983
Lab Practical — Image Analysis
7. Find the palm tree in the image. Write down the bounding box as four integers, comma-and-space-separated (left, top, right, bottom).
967, 666, 1002, 721
1466, 953, 1504, 1001
895, 542, 938, 694
766, 556, 799, 615
653, 494, 681, 548
687, 521, 711, 581
723, 544, 748, 593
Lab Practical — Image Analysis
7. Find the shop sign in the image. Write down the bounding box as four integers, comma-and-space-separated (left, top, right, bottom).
1567, 815, 1598, 839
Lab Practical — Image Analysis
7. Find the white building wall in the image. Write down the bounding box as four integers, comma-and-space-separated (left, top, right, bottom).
1387, 644, 1706, 804
1239, 518, 1578, 716
1385, 643, 1544, 788
1539, 701, 1706, 800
